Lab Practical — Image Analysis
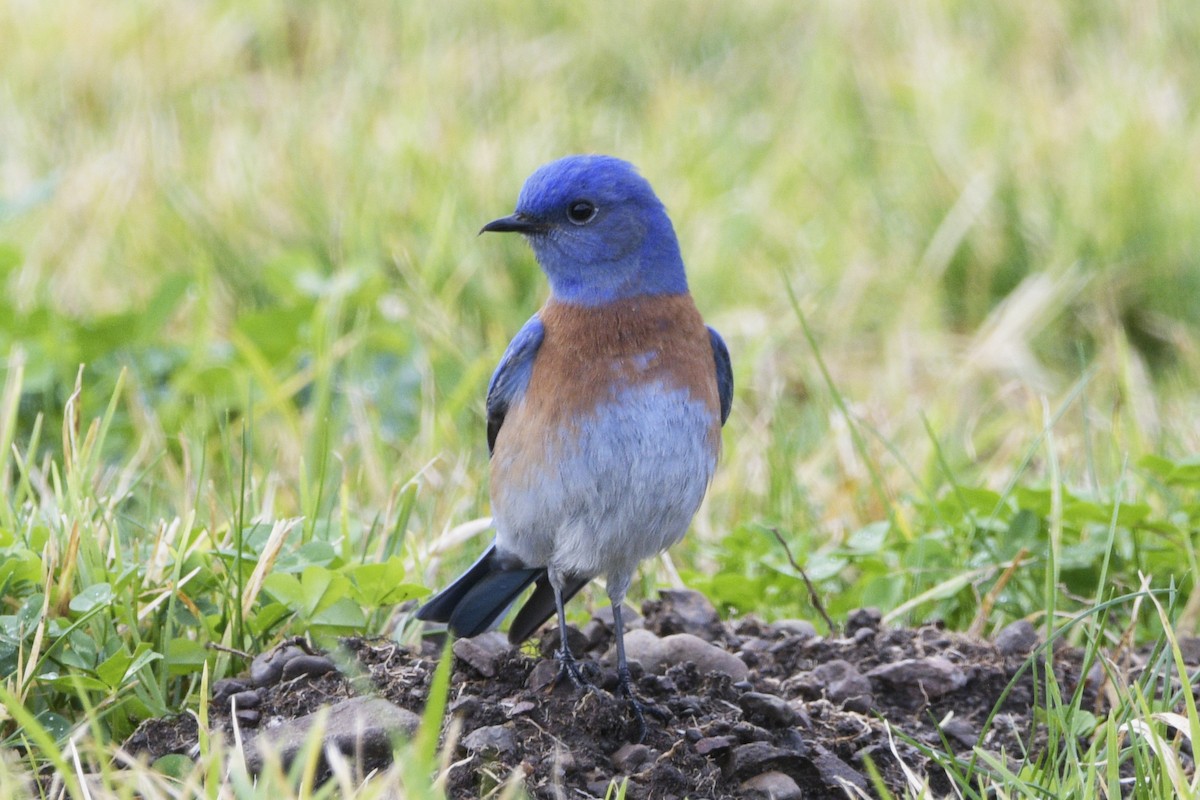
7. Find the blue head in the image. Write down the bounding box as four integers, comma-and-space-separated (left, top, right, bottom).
481, 155, 688, 306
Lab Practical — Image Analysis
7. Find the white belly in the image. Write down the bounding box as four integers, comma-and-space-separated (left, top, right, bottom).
491, 382, 717, 594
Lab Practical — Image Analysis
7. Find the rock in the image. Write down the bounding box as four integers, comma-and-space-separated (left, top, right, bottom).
249, 645, 306, 688
243, 696, 419, 773
461, 724, 517, 755
781, 670, 825, 699
772, 619, 817, 639
995, 620, 1039, 657
526, 660, 559, 691
281, 654, 337, 681
453, 631, 509, 677
593, 603, 644, 631
810, 742, 869, 792
233, 709, 261, 727
941, 717, 978, 748
228, 689, 262, 710
845, 608, 881, 635
669, 633, 748, 680
730, 742, 805, 778
852, 627, 875, 645
670, 695, 705, 718
737, 637, 771, 654
581, 619, 610, 651
814, 659, 874, 713
212, 678, 251, 706
655, 589, 722, 636
1179, 636, 1200, 664
732, 720, 772, 743
612, 742, 653, 772
587, 780, 615, 797
552, 748, 577, 779
611, 628, 661, 670
740, 770, 803, 799
538, 625, 590, 661
867, 656, 967, 699
694, 735, 735, 756
739, 692, 798, 728
614, 631, 748, 681
504, 700, 536, 718
448, 695, 480, 717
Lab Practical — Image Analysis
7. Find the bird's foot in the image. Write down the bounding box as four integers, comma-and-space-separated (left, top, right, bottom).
552, 648, 591, 690
616, 666, 668, 744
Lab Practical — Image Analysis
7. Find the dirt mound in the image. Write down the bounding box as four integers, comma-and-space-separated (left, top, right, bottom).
127, 594, 1102, 799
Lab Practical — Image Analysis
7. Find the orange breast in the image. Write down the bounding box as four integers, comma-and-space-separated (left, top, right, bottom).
523, 293, 720, 430
489, 293, 722, 502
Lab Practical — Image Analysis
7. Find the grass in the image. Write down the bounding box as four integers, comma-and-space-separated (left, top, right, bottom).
1, 0, 1199, 796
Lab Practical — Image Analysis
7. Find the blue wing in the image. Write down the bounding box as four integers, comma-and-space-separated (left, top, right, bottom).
708, 326, 733, 426
486, 315, 545, 454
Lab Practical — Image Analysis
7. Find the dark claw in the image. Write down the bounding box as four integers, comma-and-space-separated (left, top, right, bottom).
617, 666, 667, 743
552, 648, 591, 690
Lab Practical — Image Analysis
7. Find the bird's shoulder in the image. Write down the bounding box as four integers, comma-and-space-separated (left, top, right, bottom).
486, 314, 545, 454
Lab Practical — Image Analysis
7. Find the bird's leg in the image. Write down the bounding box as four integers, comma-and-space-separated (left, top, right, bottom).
551, 579, 589, 689
612, 601, 649, 744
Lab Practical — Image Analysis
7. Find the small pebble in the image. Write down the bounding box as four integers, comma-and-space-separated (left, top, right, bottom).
773, 619, 817, 639
233, 709, 261, 727
1178, 637, 1200, 664
731, 742, 803, 778
845, 608, 882, 634
229, 689, 262, 710
810, 742, 869, 792
452, 631, 510, 677
694, 735, 735, 756
462, 724, 516, 755
867, 656, 967, 699
741, 770, 803, 800
212, 678, 250, 706
249, 645, 306, 688
731, 721, 772, 743
587, 780, 615, 797
449, 695, 480, 717
611, 742, 652, 772
814, 659, 874, 712
655, 589, 722, 635
281, 654, 337, 680
538, 626, 589, 660
994, 620, 1039, 657
592, 603, 643, 631
505, 700, 536, 718
526, 660, 559, 691
941, 717, 978, 748
739, 692, 798, 728
671, 695, 704, 718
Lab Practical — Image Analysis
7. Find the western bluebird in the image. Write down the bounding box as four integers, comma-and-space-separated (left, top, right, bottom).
416, 154, 732, 741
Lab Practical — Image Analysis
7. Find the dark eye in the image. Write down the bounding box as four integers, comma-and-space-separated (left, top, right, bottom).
567, 200, 598, 225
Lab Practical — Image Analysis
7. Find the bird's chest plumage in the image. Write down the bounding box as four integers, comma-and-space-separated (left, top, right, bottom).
489, 295, 721, 577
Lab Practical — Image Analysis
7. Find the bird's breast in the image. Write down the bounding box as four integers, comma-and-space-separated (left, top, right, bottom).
515, 293, 721, 432
488, 293, 722, 570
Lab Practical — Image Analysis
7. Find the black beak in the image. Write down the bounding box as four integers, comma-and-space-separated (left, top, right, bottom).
479, 213, 547, 235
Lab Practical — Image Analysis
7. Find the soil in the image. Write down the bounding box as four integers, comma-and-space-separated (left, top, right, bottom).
125, 594, 1150, 799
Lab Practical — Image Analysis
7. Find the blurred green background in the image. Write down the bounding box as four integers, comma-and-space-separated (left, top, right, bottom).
2, 0, 1199, 635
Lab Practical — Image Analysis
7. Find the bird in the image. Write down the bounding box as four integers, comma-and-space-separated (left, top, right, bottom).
416, 154, 732, 741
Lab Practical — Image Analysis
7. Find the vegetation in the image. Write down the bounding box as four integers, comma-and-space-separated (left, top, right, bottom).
1, 0, 1198, 796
